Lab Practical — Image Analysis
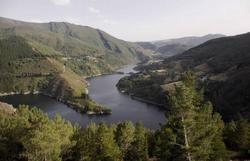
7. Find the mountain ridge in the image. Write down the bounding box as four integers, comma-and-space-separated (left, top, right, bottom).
136, 34, 225, 57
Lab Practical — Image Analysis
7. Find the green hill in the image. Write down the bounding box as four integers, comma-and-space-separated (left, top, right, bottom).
0, 36, 94, 112
0, 17, 151, 76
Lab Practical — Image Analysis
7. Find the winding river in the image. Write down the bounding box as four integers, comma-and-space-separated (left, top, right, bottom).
0, 65, 166, 129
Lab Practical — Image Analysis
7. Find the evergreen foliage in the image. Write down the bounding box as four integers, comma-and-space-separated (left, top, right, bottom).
0, 73, 248, 161
155, 72, 228, 161
0, 105, 74, 161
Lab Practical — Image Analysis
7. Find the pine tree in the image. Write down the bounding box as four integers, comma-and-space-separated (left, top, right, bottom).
154, 127, 177, 161
114, 121, 135, 160
20, 108, 74, 161
0, 106, 74, 161
95, 122, 122, 161
156, 72, 228, 161
73, 122, 98, 161
224, 118, 250, 156
127, 122, 148, 161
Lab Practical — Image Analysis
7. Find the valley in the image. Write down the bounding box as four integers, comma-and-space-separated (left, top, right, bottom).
0, 17, 151, 115
0, 65, 166, 129
0, 10, 249, 160
117, 32, 250, 121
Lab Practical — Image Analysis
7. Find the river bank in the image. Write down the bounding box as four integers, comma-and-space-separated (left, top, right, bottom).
0, 90, 111, 115
130, 95, 165, 107
0, 64, 165, 129
118, 89, 165, 107
0, 65, 133, 116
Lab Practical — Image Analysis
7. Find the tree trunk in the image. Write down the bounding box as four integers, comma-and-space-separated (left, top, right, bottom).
182, 115, 192, 161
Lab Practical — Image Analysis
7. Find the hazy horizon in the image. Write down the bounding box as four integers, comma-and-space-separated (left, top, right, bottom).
1, 0, 250, 41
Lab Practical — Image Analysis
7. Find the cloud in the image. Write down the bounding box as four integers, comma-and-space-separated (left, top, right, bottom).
103, 19, 117, 25
50, 0, 71, 5
88, 7, 100, 14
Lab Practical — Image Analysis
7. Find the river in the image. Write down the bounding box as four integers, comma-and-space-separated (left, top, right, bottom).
0, 65, 166, 129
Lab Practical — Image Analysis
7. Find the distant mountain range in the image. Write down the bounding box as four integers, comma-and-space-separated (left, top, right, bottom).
136, 34, 225, 57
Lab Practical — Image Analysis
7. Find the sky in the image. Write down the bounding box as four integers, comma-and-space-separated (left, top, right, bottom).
0, 0, 250, 41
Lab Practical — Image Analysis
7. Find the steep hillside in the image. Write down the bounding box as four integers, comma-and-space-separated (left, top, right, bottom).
0, 36, 108, 113
155, 43, 190, 56
135, 42, 157, 50
118, 32, 250, 120
0, 17, 150, 76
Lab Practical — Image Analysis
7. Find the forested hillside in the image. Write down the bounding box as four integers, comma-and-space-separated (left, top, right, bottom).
118, 32, 250, 121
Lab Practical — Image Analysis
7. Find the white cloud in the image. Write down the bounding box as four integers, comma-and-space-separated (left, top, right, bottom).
103, 19, 117, 25
50, 0, 71, 6
88, 7, 100, 14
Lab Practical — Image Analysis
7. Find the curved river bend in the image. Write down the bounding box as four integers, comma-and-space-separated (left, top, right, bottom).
0, 65, 165, 129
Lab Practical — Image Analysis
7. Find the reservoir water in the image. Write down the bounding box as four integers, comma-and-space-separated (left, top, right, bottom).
0, 65, 165, 129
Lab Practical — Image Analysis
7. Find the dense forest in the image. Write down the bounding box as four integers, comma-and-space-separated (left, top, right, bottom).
1, 73, 249, 161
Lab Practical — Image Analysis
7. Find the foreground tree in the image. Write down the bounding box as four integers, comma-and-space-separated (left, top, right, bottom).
0, 106, 74, 161
156, 72, 228, 161
127, 122, 148, 161
74, 122, 122, 161
95, 123, 122, 161
73, 122, 98, 161
115, 121, 135, 160
224, 118, 250, 157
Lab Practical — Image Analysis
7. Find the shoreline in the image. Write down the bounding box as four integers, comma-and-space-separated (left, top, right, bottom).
0, 64, 138, 116
131, 96, 165, 107
0, 91, 111, 115
84, 70, 126, 80
85, 64, 136, 88
118, 90, 166, 108
84, 63, 137, 80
